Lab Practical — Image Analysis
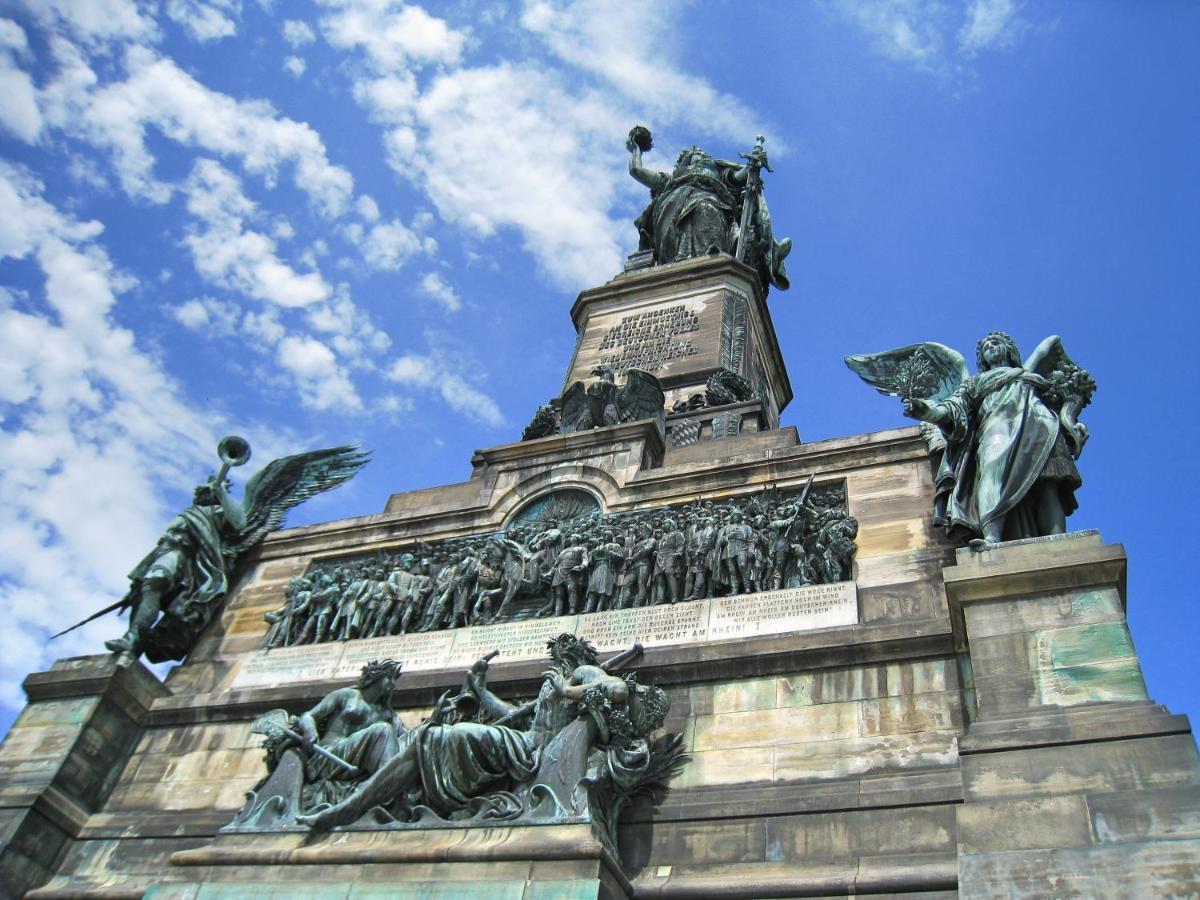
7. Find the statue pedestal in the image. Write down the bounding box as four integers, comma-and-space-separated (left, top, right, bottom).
944, 531, 1200, 896
0, 654, 168, 899
161, 822, 631, 899
565, 254, 791, 434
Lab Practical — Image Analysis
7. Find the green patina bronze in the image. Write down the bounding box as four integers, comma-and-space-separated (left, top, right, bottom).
846, 332, 1096, 549
626, 126, 791, 294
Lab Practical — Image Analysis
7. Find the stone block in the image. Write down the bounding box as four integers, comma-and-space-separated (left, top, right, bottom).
958, 838, 1200, 899
859, 693, 961, 738
672, 747, 774, 789
764, 806, 957, 861
1088, 786, 1200, 843
956, 796, 1093, 854
962, 733, 1200, 802
692, 701, 860, 752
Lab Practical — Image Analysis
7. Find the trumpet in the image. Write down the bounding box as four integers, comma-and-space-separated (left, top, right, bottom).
214, 435, 252, 486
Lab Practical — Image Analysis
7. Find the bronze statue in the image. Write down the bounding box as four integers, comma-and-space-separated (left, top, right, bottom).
291, 636, 684, 844
847, 333, 1095, 548
58, 436, 368, 662
626, 126, 791, 294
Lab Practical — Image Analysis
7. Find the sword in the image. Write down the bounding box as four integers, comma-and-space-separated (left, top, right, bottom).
252, 709, 358, 776
51, 597, 130, 640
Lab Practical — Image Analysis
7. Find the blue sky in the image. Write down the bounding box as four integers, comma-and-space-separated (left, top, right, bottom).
0, 1, 1196, 739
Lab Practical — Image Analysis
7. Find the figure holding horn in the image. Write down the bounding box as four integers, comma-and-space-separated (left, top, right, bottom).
56, 437, 369, 663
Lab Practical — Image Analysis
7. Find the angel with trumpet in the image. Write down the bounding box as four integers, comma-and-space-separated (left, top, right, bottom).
55, 436, 368, 662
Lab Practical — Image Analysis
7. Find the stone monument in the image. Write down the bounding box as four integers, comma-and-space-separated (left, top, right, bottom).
1, 129, 1196, 900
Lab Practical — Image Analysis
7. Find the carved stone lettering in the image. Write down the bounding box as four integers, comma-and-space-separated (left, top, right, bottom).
597, 304, 700, 373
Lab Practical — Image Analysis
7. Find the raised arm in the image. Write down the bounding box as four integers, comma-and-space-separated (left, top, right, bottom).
627, 141, 668, 190
212, 478, 247, 532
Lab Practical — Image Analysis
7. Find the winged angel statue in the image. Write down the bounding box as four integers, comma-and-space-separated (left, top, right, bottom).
57, 437, 368, 662
559, 365, 665, 434
846, 333, 1096, 549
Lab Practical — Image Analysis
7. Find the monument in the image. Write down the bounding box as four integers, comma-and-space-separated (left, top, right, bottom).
1, 127, 1196, 900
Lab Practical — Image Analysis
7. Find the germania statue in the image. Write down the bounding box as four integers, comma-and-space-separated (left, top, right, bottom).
626, 125, 791, 294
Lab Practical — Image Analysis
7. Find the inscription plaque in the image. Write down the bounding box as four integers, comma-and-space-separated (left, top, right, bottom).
234, 643, 342, 688
577, 602, 708, 653
333, 631, 456, 678
597, 304, 700, 373
231, 582, 859, 689
444, 615, 580, 670
707, 582, 858, 641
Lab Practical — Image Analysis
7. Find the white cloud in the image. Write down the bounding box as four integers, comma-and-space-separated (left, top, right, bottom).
165, 0, 241, 42
519, 0, 760, 139
182, 159, 331, 308
277, 334, 362, 410
824, 0, 1033, 75
358, 217, 432, 270
173, 296, 240, 334
282, 19, 316, 48
324, 2, 770, 289
0, 161, 222, 711
283, 55, 306, 78
44, 45, 354, 216
0, 19, 42, 142
305, 285, 392, 358
18, 0, 158, 46
959, 0, 1028, 55
387, 352, 503, 426
318, 0, 466, 72
417, 271, 461, 312
355, 194, 380, 221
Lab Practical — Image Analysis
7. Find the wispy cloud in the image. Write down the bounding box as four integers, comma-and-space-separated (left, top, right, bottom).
823, 0, 1034, 77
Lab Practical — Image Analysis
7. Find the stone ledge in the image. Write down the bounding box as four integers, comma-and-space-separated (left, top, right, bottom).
959, 701, 1192, 754
627, 851, 958, 898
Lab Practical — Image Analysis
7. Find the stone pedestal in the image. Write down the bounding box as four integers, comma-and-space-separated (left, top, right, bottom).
155, 823, 630, 900
0, 654, 168, 899
565, 255, 791, 430
945, 532, 1200, 897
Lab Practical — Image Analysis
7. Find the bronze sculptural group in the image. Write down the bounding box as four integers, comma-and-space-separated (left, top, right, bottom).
261, 484, 858, 650
229, 638, 685, 848
847, 332, 1095, 549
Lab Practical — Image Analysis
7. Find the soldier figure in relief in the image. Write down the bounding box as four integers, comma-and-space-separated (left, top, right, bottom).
653, 517, 686, 604
717, 508, 756, 596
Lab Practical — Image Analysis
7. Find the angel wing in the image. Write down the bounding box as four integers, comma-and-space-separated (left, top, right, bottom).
559, 381, 591, 433
845, 342, 968, 403
616, 368, 666, 423
235, 445, 370, 552
1024, 335, 1097, 457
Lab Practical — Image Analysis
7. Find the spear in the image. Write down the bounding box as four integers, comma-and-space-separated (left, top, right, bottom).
735, 135, 771, 263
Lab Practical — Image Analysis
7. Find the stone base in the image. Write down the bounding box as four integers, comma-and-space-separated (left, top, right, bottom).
943, 531, 1200, 898
151, 823, 630, 900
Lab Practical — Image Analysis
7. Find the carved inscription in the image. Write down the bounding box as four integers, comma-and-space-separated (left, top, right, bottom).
235, 644, 342, 688
577, 602, 709, 653
232, 583, 859, 689
707, 583, 858, 640
598, 304, 699, 372
334, 631, 455, 678
444, 616, 581, 670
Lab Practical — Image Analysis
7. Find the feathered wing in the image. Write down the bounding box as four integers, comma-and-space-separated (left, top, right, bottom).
616, 368, 666, 423
235, 445, 370, 552
559, 381, 591, 433
845, 342, 968, 455
1024, 335, 1097, 457
845, 342, 968, 403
